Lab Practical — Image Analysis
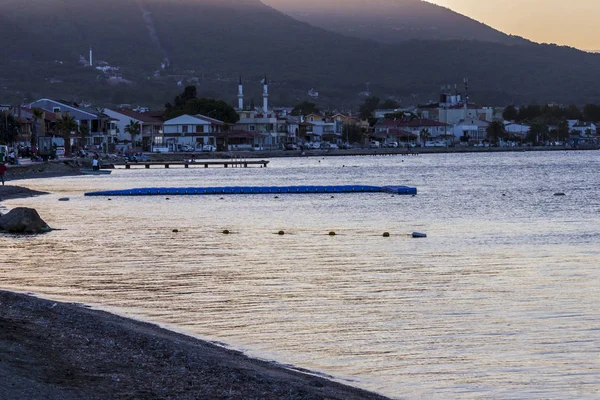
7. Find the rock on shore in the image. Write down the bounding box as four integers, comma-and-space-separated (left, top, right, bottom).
0, 207, 51, 233
0, 291, 390, 400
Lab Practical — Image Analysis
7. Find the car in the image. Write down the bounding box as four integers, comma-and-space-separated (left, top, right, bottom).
340, 142, 352, 149
369, 141, 381, 148
181, 145, 194, 152
303, 142, 321, 150
285, 143, 298, 150
202, 145, 216, 152
55, 147, 66, 158
385, 142, 398, 148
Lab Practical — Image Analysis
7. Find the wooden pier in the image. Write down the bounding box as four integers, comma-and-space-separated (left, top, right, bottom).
114, 160, 269, 169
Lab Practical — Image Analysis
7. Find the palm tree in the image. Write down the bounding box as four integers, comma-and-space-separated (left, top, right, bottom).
31, 108, 44, 152
79, 123, 90, 149
56, 115, 77, 156
124, 120, 141, 149
419, 128, 430, 147
486, 121, 506, 146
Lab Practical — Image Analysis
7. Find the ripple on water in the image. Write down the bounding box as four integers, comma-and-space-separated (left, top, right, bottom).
1, 152, 600, 399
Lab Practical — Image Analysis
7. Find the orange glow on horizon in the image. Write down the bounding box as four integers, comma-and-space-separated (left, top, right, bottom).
426, 0, 599, 50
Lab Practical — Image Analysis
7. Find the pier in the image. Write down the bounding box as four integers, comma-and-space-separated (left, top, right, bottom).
114, 160, 270, 169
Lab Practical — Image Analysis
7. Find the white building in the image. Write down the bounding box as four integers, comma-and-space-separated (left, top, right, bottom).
504, 122, 530, 138
374, 118, 449, 143
437, 106, 495, 126
162, 114, 223, 151
452, 119, 490, 143
570, 121, 597, 136
103, 108, 163, 152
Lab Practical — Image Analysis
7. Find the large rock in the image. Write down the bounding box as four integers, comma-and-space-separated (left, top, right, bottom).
0, 207, 51, 233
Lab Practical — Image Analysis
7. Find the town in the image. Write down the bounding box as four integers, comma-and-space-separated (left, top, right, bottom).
1, 77, 599, 161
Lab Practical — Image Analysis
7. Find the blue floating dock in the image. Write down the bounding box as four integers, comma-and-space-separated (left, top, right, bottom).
84, 185, 417, 197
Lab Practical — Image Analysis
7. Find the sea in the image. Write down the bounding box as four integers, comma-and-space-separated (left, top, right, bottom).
1, 151, 599, 399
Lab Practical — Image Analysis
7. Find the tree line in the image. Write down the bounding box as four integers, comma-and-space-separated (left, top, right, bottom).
504, 104, 600, 124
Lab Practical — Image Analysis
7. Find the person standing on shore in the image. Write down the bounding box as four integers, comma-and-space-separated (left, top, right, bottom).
92, 157, 99, 171
0, 162, 6, 185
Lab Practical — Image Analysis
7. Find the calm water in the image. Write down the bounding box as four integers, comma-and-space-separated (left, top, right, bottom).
1, 152, 599, 399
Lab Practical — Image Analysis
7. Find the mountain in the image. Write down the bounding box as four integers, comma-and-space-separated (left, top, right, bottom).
262, 0, 529, 45
1, 0, 600, 109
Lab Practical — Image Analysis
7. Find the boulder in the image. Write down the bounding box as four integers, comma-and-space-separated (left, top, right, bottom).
0, 207, 51, 234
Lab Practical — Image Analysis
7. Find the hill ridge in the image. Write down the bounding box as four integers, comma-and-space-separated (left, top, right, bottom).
0, 0, 599, 107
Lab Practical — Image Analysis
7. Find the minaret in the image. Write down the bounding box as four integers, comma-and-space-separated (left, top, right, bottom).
89, 47, 93, 66
463, 77, 469, 120
238, 76, 244, 110
262, 74, 269, 113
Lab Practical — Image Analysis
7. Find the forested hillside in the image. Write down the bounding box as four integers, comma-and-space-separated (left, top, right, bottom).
0, 0, 598, 108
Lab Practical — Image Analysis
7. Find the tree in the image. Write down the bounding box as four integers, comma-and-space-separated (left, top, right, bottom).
342, 123, 363, 143
556, 120, 570, 142
0, 111, 20, 145
419, 128, 430, 147
291, 101, 319, 116
486, 121, 507, 145
164, 87, 239, 123
359, 96, 380, 120
174, 86, 197, 108
31, 108, 44, 151
583, 104, 600, 122
78, 123, 90, 148
503, 105, 518, 121
564, 104, 583, 120
528, 121, 550, 145
56, 114, 77, 155
380, 99, 399, 109
517, 104, 541, 122
124, 120, 141, 146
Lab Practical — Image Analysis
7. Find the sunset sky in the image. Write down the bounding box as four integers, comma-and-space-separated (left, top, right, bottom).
427, 0, 599, 50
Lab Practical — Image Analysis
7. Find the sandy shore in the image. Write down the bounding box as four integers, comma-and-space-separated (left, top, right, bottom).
4, 160, 84, 182
0, 185, 48, 202
0, 291, 389, 400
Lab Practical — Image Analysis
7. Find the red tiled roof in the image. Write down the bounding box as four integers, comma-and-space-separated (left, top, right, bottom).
18, 107, 57, 122
374, 129, 416, 138
215, 130, 259, 139
194, 115, 224, 125
379, 118, 448, 128
116, 109, 163, 123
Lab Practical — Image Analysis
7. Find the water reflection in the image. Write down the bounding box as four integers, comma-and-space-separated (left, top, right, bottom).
1, 152, 599, 398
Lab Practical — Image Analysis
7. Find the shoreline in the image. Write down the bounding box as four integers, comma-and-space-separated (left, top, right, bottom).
0, 290, 389, 400
133, 144, 598, 162
4, 160, 84, 183
0, 185, 48, 203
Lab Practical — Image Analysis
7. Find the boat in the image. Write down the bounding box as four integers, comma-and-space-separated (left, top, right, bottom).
80, 168, 112, 175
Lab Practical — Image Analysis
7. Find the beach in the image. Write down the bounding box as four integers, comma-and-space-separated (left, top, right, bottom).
0, 290, 389, 400
0, 182, 390, 399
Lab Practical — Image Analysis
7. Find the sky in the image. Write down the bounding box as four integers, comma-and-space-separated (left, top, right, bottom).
427, 0, 599, 50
